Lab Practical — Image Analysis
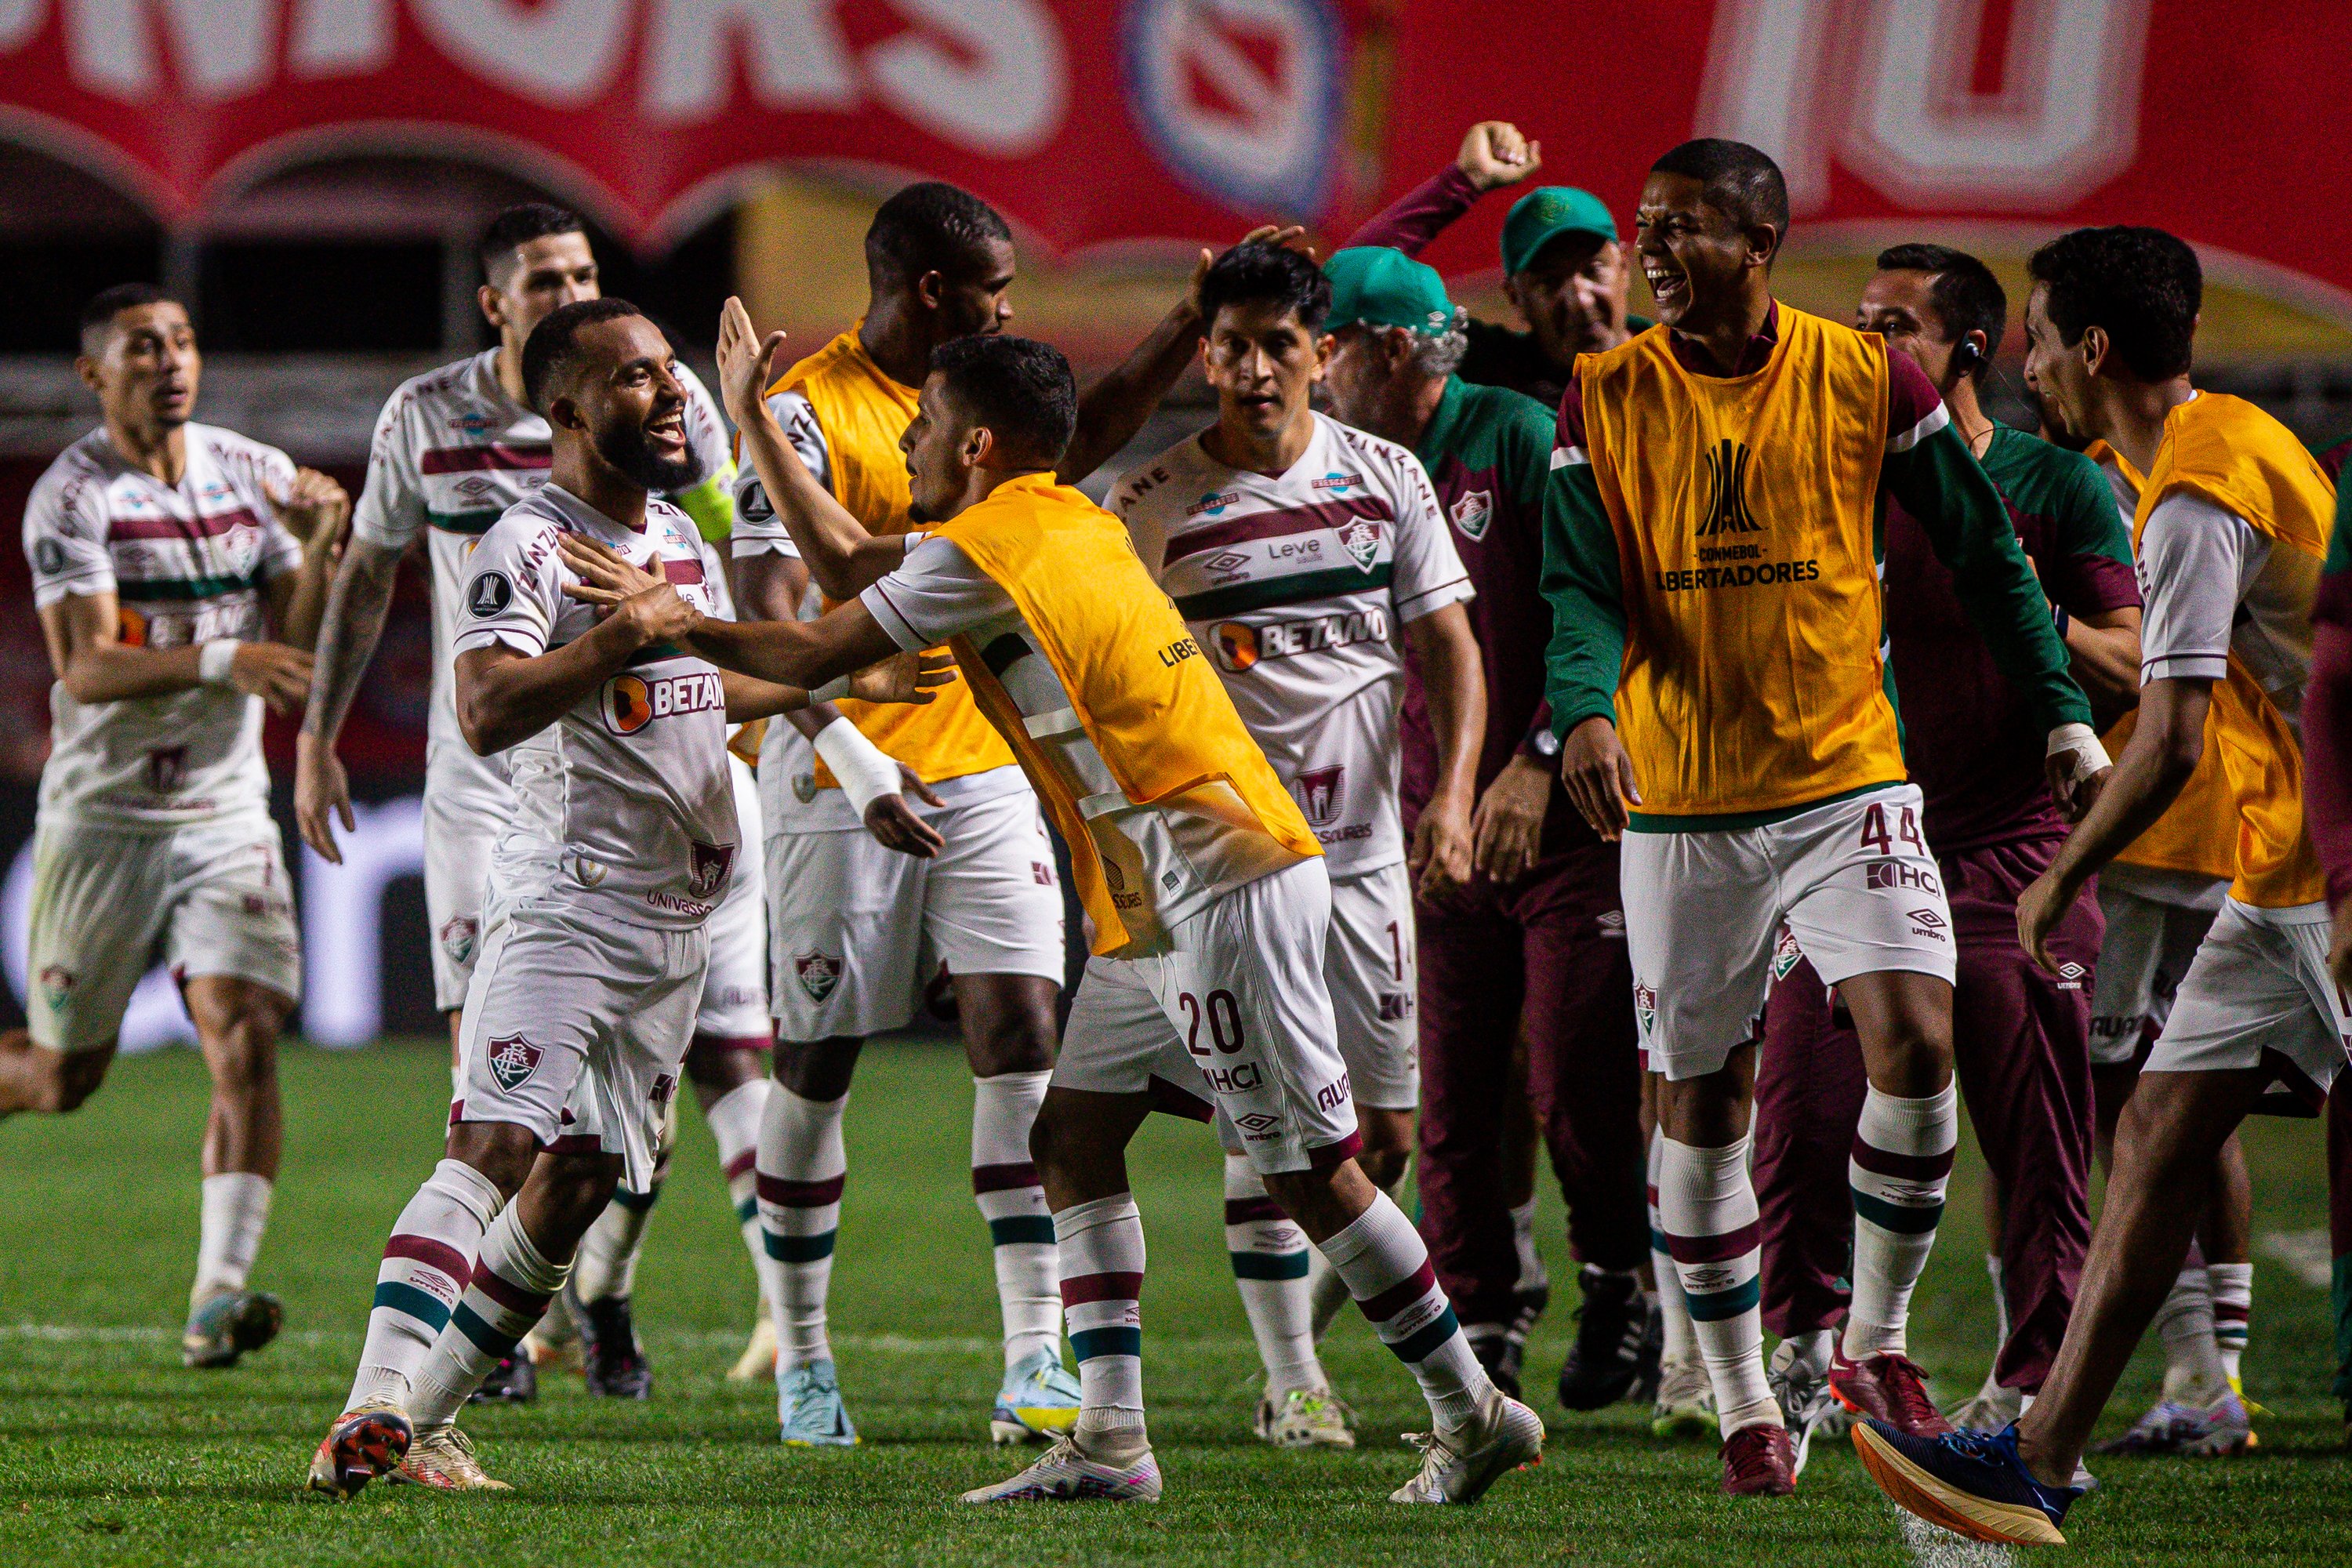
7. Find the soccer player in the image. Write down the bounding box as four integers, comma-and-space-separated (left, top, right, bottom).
729, 183, 1271, 1447
307, 299, 940, 1497
1854, 227, 2337, 1547
1345, 120, 1648, 407
568, 304, 1544, 1504
0, 284, 344, 1367
294, 204, 757, 1397
1745, 245, 2142, 1464
1312, 246, 1650, 1414
1108, 242, 1484, 1447
1542, 141, 2102, 1497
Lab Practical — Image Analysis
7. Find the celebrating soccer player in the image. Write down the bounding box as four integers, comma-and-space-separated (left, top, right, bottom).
1108, 241, 1486, 1446
1854, 227, 2338, 1545
1542, 141, 2103, 1497
0, 284, 346, 1369
306, 300, 942, 1498
1313, 246, 1652, 1416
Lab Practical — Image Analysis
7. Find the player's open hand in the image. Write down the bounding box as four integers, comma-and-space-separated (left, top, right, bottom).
1410, 788, 1476, 901
270, 467, 350, 547
294, 730, 354, 863
557, 532, 663, 603
1471, 752, 1554, 884
865, 763, 947, 858
230, 641, 314, 716
1560, 715, 1639, 841
847, 650, 958, 706
1186, 227, 1315, 317
716, 296, 789, 431
1457, 122, 1541, 191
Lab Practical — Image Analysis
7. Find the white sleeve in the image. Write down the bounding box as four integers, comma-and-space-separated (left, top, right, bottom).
350, 387, 430, 553
450, 515, 564, 659
24, 466, 114, 608
858, 536, 1015, 651
1382, 445, 1474, 621
731, 390, 830, 557
2136, 491, 2265, 684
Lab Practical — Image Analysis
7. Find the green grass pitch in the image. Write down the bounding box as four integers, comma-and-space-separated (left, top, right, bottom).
1, 1035, 2347, 1566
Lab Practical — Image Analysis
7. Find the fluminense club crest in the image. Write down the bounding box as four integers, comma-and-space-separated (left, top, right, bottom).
486, 1035, 542, 1092
1338, 517, 1381, 572
1633, 983, 1657, 1036
1449, 488, 1494, 541
796, 951, 843, 1003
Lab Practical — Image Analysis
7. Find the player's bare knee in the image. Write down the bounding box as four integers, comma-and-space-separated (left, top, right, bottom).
685, 1036, 767, 1093
775, 1036, 861, 1101
42, 1048, 113, 1113
444, 1120, 541, 1198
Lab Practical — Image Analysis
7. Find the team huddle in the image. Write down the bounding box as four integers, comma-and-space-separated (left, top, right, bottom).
5, 120, 2349, 1543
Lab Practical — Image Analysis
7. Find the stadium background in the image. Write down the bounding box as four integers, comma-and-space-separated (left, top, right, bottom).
0, 0, 2347, 1048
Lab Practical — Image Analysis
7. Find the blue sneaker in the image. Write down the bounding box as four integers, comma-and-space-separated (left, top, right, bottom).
992, 1348, 1082, 1444
778, 1359, 859, 1447
1853, 1418, 2081, 1546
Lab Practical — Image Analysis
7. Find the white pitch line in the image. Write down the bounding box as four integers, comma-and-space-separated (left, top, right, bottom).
1897, 1509, 2019, 1568
2256, 1228, 2333, 1290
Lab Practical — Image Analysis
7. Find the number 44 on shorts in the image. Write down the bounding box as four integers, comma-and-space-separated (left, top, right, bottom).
1857, 800, 1924, 857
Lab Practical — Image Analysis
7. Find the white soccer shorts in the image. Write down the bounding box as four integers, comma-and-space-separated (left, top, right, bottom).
2089, 877, 2224, 1066
2142, 897, 2351, 1107
695, 756, 771, 1044
1327, 861, 1420, 1110
454, 892, 709, 1191
423, 771, 504, 1014
25, 810, 301, 1054
1052, 858, 1361, 1177
1621, 783, 1958, 1082
767, 786, 1065, 1042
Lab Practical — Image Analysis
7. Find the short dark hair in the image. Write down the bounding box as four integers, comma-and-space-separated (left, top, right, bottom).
521, 298, 644, 412
1650, 138, 1791, 236
79, 282, 177, 354
2026, 225, 2201, 382
1197, 241, 1332, 333
866, 181, 1013, 289
1876, 243, 2007, 384
479, 203, 588, 280
927, 335, 1077, 466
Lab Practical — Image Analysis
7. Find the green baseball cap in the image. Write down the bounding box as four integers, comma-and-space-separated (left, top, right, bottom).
1323, 246, 1456, 336
1501, 186, 1618, 275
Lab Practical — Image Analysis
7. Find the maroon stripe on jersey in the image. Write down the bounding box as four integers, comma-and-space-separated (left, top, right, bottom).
1664, 1220, 1762, 1265
971, 1161, 1040, 1194
1160, 496, 1394, 564
757, 1172, 844, 1207
419, 443, 553, 475
661, 556, 705, 586
384, 1234, 470, 1280
1359, 1260, 1440, 1323
1060, 1271, 1145, 1306
722, 1149, 757, 1181
1848, 1139, 1957, 1182
468, 1266, 550, 1317
106, 506, 266, 543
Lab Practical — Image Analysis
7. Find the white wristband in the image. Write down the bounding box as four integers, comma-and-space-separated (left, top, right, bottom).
812, 716, 903, 820
2045, 721, 2111, 780
198, 639, 241, 688
811, 674, 852, 703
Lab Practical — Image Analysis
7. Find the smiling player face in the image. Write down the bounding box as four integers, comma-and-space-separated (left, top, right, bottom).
560, 315, 702, 495
1633, 171, 1759, 332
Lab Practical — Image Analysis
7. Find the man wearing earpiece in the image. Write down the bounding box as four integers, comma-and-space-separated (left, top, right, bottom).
1744, 243, 2147, 1454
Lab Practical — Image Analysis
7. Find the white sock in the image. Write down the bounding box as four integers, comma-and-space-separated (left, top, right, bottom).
1649, 1127, 1698, 1367
2208, 1261, 2252, 1389
1304, 1165, 1405, 1342
410, 1203, 568, 1432
193, 1172, 273, 1307
1057, 1192, 1149, 1454
1842, 1083, 1957, 1361
347, 1159, 503, 1412
1221, 1155, 1323, 1397
1511, 1196, 1549, 1300
757, 1085, 847, 1375
1319, 1191, 1496, 1434
2156, 1264, 2228, 1403
572, 1181, 660, 1305
972, 1071, 1061, 1369
703, 1077, 774, 1289
1657, 1134, 1777, 1433
1974, 1252, 2010, 1397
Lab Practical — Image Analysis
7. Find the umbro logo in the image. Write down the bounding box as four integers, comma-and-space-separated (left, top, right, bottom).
1201, 550, 1250, 573
1232, 1112, 1281, 1134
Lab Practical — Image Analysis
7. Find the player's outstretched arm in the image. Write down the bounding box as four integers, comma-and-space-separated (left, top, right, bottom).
715, 297, 906, 600
1344, 122, 1541, 256
38, 591, 312, 715
1057, 225, 1307, 485
295, 535, 404, 862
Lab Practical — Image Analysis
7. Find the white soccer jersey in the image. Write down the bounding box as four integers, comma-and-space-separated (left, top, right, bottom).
1112, 412, 1472, 876
351, 348, 733, 815
24, 423, 304, 828
453, 486, 739, 931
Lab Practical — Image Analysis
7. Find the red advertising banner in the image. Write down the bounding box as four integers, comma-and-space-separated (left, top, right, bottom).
0, 0, 2346, 298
